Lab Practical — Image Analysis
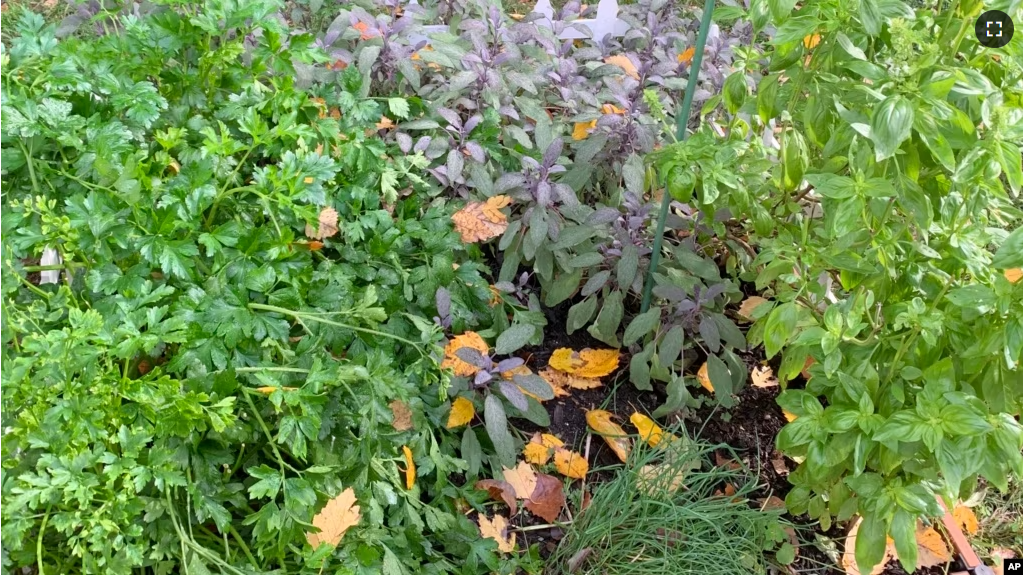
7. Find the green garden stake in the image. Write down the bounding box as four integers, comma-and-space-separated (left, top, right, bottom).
640, 0, 717, 314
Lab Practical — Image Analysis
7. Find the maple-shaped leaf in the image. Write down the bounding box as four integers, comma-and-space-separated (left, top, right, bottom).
476, 479, 518, 514
305, 207, 339, 240
478, 514, 516, 553
553, 448, 588, 479
524, 473, 564, 522
751, 365, 778, 388
307, 487, 361, 549
585, 410, 631, 462
523, 433, 564, 465
390, 399, 413, 431
375, 115, 395, 130
540, 367, 601, 391
736, 296, 769, 322
604, 55, 639, 79
502, 461, 538, 499
441, 332, 489, 376
446, 396, 475, 429
547, 348, 620, 378
451, 196, 511, 243
401, 446, 415, 490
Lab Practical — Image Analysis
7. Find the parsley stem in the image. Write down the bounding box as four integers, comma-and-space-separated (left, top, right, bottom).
37, 502, 52, 576
241, 388, 293, 479
19, 141, 40, 195
247, 302, 428, 355
236, 366, 310, 373
227, 524, 259, 570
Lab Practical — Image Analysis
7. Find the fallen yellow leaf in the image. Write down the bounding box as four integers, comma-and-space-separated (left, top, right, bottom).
604, 54, 639, 79
572, 120, 596, 141
952, 504, 979, 535
548, 348, 620, 378
697, 362, 713, 393
502, 461, 538, 499
478, 514, 516, 553
523, 433, 564, 465
751, 365, 778, 388
402, 445, 415, 490
585, 409, 631, 462
630, 412, 674, 448
737, 296, 769, 322
678, 46, 695, 64
1005, 268, 1022, 283
305, 206, 339, 240
553, 448, 588, 479
451, 196, 512, 243
539, 367, 601, 391
446, 396, 475, 429
913, 525, 952, 568
307, 487, 361, 549
441, 332, 489, 376
390, 399, 413, 431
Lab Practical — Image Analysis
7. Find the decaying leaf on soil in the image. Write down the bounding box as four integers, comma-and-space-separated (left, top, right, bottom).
524, 473, 565, 522
452, 195, 511, 243
750, 365, 778, 388
475, 479, 518, 515
523, 433, 564, 465
585, 409, 631, 462
502, 461, 538, 499
553, 448, 588, 479
446, 396, 475, 429
539, 367, 602, 391
305, 206, 340, 240
548, 348, 620, 378
478, 514, 516, 553
441, 332, 489, 376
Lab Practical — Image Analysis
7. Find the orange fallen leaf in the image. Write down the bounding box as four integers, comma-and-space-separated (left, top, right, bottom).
842, 516, 892, 575
401, 445, 416, 490
697, 362, 713, 393
913, 525, 952, 568
601, 103, 626, 115
446, 396, 476, 429
524, 473, 565, 522
441, 332, 489, 376
572, 120, 596, 141
548, 348, 620, 378
585, 409, 631, 462
375, 116, 395, 130
604, 54, 639, 79
952, 504, 979, 535
802, 356, 815, 379
502, 461, 538, 499
326, 59, 348, 71
553, 448, 588, 479
803, 33, 821, 49
751, 365, 778, 388
523, 433, 564, 465
758, 495, 786, 511
452, 196, 511, 243
630, 412, 675, 448
737, 296, 769, 322
539, 367, 601, 391
305, 206, 339, 240
478, 514, 516, 553
476, 479, 518, 514
390, 399, 413, 431
307, 487, 361, 549
1005, 268, 1022, 283
678, 46, 695, 64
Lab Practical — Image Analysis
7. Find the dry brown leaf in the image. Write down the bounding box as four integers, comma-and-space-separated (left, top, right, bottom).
952, 503, 979, 535
307, 487, 361, 549
390, 399, 413, 431
553, 448, 588, 479
1005, 268, 1023, 283
630, 413, 676, 448
524, 473, 565, 522
913, 525, 951, 568
604, 54, 639, 79
475, 479, 518, 515
523, 433, 564, 465
737, 296, 769, 322
375, 115, 395, 130
548, 348, 620, 378
714, 451, 743, 471
585, 409, 631, 462
441, 332, 489, 376
771, 450, 789, 475
572, 120, 596, 141
401, 446, 415, 490
697, 362, 713, 393
305, 206, 339, 240
678, 46, 696, 64
502, 461, 538, 499
452, 196, 511, 243
751, 365, 778, 388
759, 495, 786, 511
478, 514, 516, 553
539, 367, 601, 391
842, 516, 892, 575
802, 356, 815, 379
446, 396, 475, 429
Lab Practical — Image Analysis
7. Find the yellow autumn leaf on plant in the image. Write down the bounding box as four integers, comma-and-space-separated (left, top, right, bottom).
548, 348, 620, 378
604, 54, 640, 79
401, 446, 416, 490
446, 396, 475, 429
678, 46, 695, 64
630, 413, 674, 448
697, 362, 713, 393
307, 487, 361, 549
783, 409, 798, 423
441, 332, 489, 376
553, 448, 588, 479
539, 367, 601, 391
502, 461, 538, 499
1005, 268, 1022, 283
572, 120, 596, 140
254, 386, 298, 394
305, 206, 339, 240
523, 433, 564, 465
585, 409, 631, 462
803, 33, 821, 49
737, 296, 769, 322
451, 196, 512, 243
601, 103, 626, 115
478, 514, 516, 553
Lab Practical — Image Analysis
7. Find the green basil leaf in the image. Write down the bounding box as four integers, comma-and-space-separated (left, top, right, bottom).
870, 95, 914, 161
